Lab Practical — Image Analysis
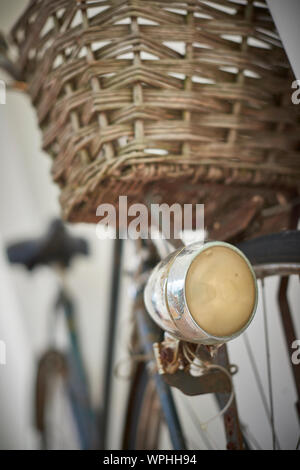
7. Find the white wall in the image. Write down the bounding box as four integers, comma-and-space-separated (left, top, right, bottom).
267, 0, 300, 79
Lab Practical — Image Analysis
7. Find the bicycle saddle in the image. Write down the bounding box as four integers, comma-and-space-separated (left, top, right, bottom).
6, 219, 89, 270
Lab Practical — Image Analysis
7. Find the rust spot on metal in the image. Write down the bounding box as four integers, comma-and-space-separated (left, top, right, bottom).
227, 442, 237, 451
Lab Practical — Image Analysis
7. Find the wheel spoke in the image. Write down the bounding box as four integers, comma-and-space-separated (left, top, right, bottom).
180, 396, 215, 450
243, 332, 281, 449
261, 279, 276, 450
240, 421, 261, 450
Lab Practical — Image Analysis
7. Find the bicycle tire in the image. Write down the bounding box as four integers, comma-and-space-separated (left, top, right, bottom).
237, 230, 300, 265
122, 363, 162, 450
35, 349, 93, 450
122, 230, 300, 450
35, 350, 81, 449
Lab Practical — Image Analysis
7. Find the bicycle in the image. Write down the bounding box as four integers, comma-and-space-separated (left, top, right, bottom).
118, 229, 300, 450
2, 0, 300, 451
7, 219, 98, 450
6, 220, 300, 450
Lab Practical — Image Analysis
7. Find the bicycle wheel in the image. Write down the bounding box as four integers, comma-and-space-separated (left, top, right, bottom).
35, 349, 96, 450
35, 350, 81, 449
122, 363, 162, 450
122, 231, 300, 450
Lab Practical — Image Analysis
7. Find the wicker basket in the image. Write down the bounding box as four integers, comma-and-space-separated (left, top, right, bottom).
11, 0, 300, 237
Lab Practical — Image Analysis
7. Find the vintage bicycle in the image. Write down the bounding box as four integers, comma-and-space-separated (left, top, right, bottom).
1, 0, 300, 450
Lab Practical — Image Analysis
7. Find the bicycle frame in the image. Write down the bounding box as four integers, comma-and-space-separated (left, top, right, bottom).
56, 290, 98, 450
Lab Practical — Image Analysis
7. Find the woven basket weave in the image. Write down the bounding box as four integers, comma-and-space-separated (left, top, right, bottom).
11, 0, 300, 232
